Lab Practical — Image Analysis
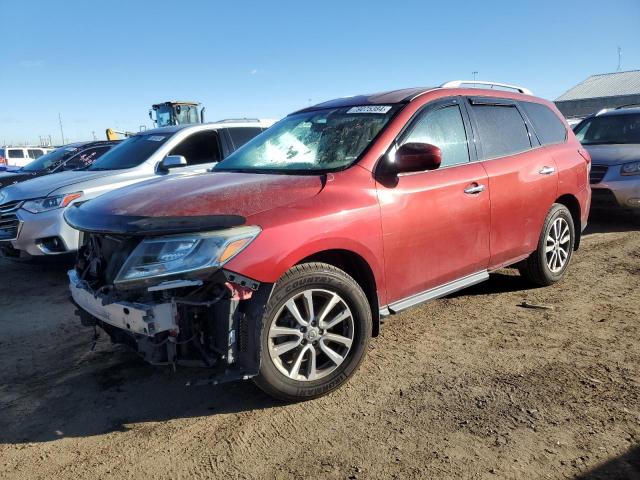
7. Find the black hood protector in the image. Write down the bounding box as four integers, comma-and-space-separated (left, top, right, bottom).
0, 171, 39, 189
64, 203, 246, 236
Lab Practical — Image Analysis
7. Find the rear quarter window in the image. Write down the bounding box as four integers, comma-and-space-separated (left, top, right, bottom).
8, 149, 25, 158
520, 102, 567, 145
470, 104, 532, 159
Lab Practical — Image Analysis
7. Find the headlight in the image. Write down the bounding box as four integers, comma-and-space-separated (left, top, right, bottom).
115, 226, 261, 287
621, 161, 640, 176
22, 192, 83, 213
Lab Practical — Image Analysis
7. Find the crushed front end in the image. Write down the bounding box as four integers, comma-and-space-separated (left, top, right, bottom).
68, 223, 271, 384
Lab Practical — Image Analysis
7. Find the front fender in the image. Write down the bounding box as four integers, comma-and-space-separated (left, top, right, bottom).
224, 221, 387, 307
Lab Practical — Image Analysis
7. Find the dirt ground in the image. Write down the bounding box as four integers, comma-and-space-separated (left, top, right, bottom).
0, 209, 639, 480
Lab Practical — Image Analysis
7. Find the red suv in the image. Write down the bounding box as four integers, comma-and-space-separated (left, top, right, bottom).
66, 81, 591, 401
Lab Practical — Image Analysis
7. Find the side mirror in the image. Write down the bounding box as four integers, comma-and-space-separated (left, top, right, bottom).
394, 142, 442, 174
158, 155, 187, 172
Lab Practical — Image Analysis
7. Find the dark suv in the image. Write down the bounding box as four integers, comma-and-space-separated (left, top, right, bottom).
66, 81, 591, 401
574, 107, 640, 209
0, 140, 119, 190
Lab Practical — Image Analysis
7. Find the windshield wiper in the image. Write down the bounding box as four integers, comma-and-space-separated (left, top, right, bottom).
214, 168, 273, 174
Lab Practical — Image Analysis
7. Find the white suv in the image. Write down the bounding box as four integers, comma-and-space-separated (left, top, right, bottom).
0, 147, 53, 167
0, 120, 274, 258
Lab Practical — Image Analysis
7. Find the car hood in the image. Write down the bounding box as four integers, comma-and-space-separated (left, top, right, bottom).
584, 144, 640, 166
0, 169, 128, 203
64, 172, 324, 234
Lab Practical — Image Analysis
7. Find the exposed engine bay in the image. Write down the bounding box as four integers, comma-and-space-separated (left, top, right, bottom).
70, 232, 272, 384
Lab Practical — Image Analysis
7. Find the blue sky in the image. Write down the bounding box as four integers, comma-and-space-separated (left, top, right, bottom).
1, 0, 639, 145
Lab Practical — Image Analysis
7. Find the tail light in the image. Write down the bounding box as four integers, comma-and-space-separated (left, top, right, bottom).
0, 155, 6, 166
578, 148, 591, 172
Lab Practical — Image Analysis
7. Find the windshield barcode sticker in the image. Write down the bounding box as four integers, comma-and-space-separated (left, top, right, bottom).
147, 135, 166, 141
347, 106, 392, 114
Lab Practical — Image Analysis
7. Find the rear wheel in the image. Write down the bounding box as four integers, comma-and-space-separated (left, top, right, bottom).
254, 263, 372, 401
519, 204, 575, 286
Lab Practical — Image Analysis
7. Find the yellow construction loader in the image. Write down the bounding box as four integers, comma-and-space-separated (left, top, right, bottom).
106, 101, 205, 140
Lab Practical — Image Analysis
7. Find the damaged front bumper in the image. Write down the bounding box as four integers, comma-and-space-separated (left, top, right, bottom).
69, 270, 176, 336
69, 269, 272, 385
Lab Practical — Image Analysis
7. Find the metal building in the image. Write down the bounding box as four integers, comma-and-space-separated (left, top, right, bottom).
555, 70, 640, 122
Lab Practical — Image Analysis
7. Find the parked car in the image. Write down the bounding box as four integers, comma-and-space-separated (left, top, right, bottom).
0, 120, 272, 258
0, 141, 120, 190
0, 146, 52, 167
65, 82, 590, 401
573, 107, 640, 209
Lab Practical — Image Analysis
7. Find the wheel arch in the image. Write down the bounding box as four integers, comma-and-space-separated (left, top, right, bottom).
296, 249, 381, 337
555, 194, 582, 250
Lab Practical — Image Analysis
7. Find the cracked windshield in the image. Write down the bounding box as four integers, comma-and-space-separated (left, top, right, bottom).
216, 105, 398, 172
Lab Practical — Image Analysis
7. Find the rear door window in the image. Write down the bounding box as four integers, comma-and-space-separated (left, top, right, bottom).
227, 127, 263, 150
8, 149, 25, 159
402, 104, 470, 167
520, 102, 567, 145
470, 103, 532, 159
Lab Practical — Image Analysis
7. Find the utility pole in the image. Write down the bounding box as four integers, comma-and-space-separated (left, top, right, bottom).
472, 71, 478, 81
58, 113, 65, 145
92, 131, 97, 141
617, 46, 623, 71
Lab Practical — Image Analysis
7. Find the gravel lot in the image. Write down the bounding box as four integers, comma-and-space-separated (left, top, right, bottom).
0, 209, 638, 479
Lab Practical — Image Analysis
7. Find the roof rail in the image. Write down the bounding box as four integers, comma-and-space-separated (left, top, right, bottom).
215, 118, 261, 123
614, 103, 640, 110
594, 104, 640, 116
440, 80, 533, 95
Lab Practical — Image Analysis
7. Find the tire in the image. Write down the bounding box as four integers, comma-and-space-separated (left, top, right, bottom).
254, 262, 372, 402
518, 203, 575, 286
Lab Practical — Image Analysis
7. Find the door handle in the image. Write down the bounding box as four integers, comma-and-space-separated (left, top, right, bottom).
539, 166, 556, 175
464, 183, 485, 195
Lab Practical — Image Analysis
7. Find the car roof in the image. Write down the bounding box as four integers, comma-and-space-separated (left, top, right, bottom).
53, 140, 120, 149
2, 145, 54, 149
597, 106, 640, 117
294, 85, 543, 114
0, 141, 118, 150
295, 87, 437, 113
140, 120, 274, 135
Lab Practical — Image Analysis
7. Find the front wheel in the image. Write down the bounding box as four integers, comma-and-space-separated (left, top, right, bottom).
254, 262, 372, 402
519, 203, 575, 286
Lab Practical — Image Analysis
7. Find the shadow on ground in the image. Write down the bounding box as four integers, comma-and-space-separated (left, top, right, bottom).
575, 445, 640, 479
584, 208, 640, 235
0, 343, 282, 444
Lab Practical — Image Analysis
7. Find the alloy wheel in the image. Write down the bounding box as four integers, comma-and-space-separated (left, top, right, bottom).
268, 288, 355, 381
545, 217, 571, 273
